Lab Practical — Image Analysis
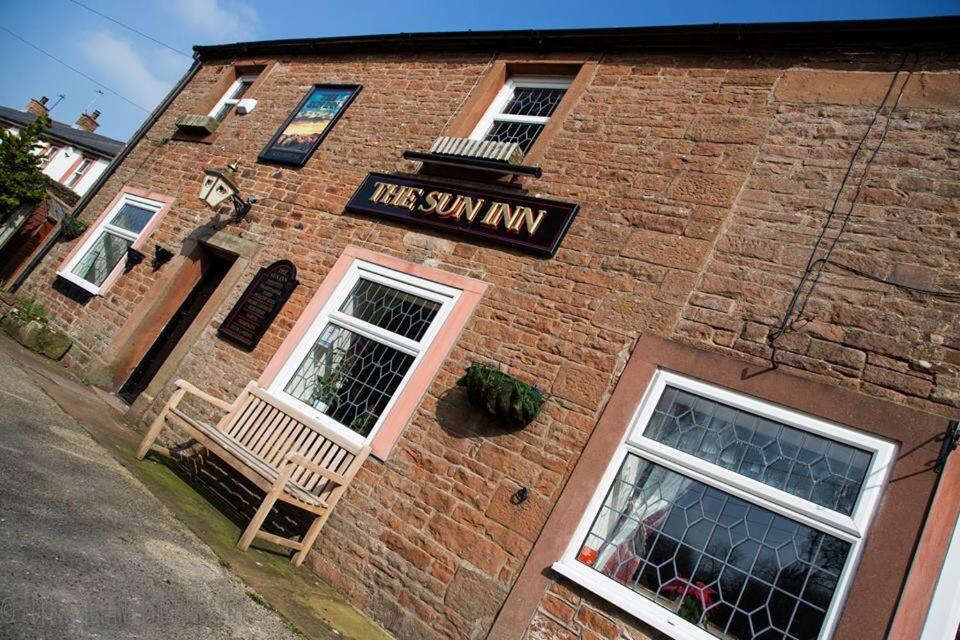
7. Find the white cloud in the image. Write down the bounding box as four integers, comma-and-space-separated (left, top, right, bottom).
164, 0, 259, 42
81, 31, 173, 110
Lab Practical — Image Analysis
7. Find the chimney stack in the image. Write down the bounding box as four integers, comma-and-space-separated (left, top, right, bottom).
75, 110, 100, 133
26, 96, 49, 116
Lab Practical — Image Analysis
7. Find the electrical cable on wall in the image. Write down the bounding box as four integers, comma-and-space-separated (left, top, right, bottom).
766, 52, 922, 369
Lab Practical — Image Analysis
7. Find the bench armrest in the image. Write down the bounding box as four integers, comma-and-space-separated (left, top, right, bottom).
174, 379, 234, 412
285, 453, 349, 486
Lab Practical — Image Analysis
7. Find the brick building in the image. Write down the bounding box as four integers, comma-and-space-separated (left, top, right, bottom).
13, 16, 960, 640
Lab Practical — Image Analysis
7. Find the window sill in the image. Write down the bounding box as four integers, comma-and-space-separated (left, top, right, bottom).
551, 560, 705, 640
54, 271, 100, 296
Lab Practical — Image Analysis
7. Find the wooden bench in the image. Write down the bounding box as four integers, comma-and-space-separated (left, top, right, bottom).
136, 379, 369, 566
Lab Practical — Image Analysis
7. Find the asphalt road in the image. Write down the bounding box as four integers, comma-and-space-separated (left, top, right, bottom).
0, 348, 300, 640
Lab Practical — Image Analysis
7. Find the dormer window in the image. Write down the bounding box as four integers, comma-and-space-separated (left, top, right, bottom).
469, 76, 571, 154
209, 75, 257, 122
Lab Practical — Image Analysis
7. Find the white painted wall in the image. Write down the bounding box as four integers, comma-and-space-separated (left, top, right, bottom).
3, 125, 111, 197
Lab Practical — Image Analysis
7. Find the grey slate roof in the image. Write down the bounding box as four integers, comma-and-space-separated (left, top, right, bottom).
0, 105, 124, 158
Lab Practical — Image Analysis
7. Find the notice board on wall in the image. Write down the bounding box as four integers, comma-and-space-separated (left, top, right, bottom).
218, 260, 298, 351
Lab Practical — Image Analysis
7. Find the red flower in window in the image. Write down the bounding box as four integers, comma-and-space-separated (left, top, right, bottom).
661, 576, 717, 611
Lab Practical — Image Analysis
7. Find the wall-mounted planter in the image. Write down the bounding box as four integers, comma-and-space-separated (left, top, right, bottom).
174, 114, 219, 135
457, 363, 544, 428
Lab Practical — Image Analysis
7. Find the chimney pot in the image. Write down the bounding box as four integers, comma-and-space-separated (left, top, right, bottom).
91, 110, 100, 120
74, 112, 100, 133
26, 96, 50, 116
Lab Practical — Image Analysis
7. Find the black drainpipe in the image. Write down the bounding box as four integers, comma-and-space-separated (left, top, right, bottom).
10, 55, 204, 292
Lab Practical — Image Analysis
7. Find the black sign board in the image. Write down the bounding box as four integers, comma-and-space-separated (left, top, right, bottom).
345, 172, 579, 257
218, 260, 298, 351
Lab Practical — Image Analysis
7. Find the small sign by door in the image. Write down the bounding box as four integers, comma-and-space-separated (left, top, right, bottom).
218, 260, 298, 351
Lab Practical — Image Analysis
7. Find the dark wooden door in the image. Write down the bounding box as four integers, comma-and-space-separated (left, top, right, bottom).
119, 252, 232, 404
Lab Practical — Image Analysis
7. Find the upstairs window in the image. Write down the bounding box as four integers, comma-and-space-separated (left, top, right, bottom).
57, 193, 164, 295
208, 74, 257, 122
555, 371, 895, 640
40, 144, 61, 169
66, 158, 93, 189
469, 76, 571, 154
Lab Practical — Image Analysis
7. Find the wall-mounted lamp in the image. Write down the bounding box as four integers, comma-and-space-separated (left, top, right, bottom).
198, 163, 256, 222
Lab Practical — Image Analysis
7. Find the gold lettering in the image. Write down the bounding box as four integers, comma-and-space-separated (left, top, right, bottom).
418, 191, 441, 213
516, 207, 546, 236
461, 197, 485, 222
480, 202, 504, 228
370, 181, 401, 204
436, 195, 465, 219
396, 187, 423, 210
501, 205, 526, 232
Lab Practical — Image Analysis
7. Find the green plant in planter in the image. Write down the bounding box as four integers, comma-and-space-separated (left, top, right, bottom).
457, 363, 544, 428
314, 371, 343, 408
59, 215, 89, 241
14, 294, 46, 323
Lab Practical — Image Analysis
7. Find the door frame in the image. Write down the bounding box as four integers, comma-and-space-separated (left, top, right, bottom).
85, 226, 259, 420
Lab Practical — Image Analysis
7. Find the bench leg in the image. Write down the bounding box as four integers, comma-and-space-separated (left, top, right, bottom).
238, 464, 294, 552
292, 511, 331, 567
136, 388, 185, 460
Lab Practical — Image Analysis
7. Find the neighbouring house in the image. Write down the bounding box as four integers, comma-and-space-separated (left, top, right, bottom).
0, 98, 123, 287
0, 97, 123, 197
11, 16, 960, 640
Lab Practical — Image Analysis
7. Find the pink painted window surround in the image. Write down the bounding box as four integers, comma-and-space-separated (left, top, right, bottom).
55, 186, 175, 296
259, 245, 488, 459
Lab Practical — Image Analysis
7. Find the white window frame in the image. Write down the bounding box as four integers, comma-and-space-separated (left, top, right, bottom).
267, 259, 461, 449
554, 370, 896, 640
66, 157, 92, 188
208, 74, 258, 121
469, 75, 572, 147
56, 193, 164, 295
40, 144, 61, 168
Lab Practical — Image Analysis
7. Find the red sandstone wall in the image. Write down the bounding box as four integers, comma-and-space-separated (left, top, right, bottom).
16, 47, 960, 640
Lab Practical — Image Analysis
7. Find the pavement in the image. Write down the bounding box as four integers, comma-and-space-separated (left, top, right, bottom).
0, 337, 391, 640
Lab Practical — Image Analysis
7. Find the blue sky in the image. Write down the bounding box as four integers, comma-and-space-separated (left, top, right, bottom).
1, 0, 957, 141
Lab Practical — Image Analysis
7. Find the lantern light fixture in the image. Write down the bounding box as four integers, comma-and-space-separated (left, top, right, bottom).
198, 162, 257, 221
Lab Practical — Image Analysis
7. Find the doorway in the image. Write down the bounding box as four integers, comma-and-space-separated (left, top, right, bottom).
119, 246, 234, 404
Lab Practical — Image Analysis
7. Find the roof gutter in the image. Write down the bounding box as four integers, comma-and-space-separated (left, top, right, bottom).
193, 16, 960, 60
10, 56, 203, 293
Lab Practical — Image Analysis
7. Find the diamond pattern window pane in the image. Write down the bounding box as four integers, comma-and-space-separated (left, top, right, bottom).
645, 387, 872, 515
108, 203, 154, 234
577, 454, 849, 640
483, 121, 544, 153
283, 323, 415, 436
339, 278, 440, 342
502, 87, 566, 118
70, 231, 130, 286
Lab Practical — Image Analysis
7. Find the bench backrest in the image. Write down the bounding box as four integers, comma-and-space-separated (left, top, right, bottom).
222, 382, 369, 503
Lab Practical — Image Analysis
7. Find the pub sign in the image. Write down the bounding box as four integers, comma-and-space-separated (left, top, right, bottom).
218, 260, 298, 351
345, 173, 579, 257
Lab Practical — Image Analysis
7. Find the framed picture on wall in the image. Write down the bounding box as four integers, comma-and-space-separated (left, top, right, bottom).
258, 84, 362, 167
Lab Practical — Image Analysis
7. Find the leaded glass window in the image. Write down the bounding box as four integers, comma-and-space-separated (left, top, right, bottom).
646, 387, 872, 515
57, 194, 164, 295
558, 371, 895, 640
270, 262, 459, 444
470, 77, 571, 155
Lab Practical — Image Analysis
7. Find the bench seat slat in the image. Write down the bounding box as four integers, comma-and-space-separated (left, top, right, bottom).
139, 379, 370, 566
168, 406, 334, 508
